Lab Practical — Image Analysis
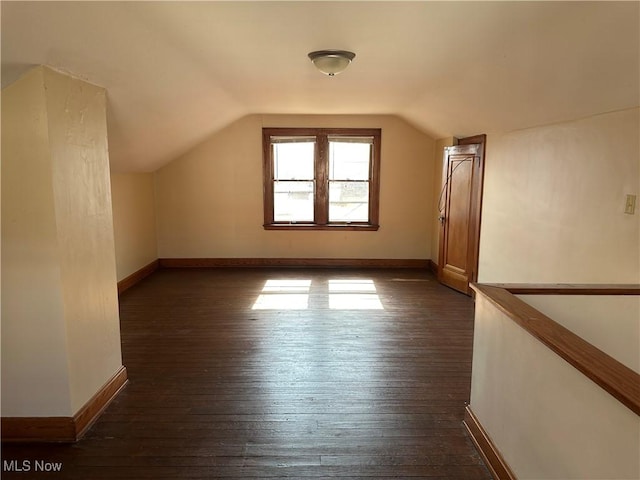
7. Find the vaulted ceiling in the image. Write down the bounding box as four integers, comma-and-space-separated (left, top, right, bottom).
2, 2, 638, 172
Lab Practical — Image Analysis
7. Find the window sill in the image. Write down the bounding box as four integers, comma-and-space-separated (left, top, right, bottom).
264, 223, 379, 231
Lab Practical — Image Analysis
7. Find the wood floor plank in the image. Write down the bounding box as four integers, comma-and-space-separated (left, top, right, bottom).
1, 268, 491, 479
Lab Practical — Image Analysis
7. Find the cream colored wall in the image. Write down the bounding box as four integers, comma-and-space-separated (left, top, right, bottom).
1, 66, 123, 416
111, 173, 158, 281
155, 114, 435, 259
518, 295, 640, 373
43, 67, 123, 413
471, 108, 640, 477
1, 67, 73, 416
471, 294, 640, 479
478, 108, 640, 283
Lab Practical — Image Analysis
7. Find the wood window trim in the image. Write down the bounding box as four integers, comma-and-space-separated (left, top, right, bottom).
262, 127, 381, 231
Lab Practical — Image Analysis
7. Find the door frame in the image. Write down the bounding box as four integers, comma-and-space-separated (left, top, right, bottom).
437, 134, 486, 295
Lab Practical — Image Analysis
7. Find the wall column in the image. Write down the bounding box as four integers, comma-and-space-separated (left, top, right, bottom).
1, 66, 125, 440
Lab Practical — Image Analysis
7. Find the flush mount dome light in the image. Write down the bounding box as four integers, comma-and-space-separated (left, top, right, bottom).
308, 50, 356, 76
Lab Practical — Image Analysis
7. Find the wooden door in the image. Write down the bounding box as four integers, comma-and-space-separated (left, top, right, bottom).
437, 135, 486, 295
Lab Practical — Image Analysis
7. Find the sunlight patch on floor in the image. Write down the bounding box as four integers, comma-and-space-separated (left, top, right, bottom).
252, 279, 311, 310
328, 279, 383, 310
252, 279, 384, 310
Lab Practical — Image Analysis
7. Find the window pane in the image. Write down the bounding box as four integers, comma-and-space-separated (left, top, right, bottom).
273, 141, 315, 180
274, 181, 314, 221
329, 140, 371, 180
329, 181, 369, 222
263, 127, 380, 229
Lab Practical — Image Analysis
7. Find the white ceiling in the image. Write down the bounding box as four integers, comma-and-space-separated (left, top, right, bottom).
2, 1, 639, 172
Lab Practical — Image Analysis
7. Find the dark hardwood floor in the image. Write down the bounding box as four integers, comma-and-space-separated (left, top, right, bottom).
2, 268, 491, 479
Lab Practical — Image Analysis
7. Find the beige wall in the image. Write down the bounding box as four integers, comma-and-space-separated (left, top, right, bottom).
1, 67, 73, 416
518, 294, 640, 373
1, 67, 123, 416
111, 173, 158, 281
471, 294, 639, 479
470, 107, 640, 478
155, 114, 435, 259
478, 108, 640, 283
43, 67, 123, 413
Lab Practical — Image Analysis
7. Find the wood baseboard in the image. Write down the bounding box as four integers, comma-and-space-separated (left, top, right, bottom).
117, 260, 159, 294
463, 406, 516, 480
73, 365, 128, 439
428, 259, 438, 275
1, 366, 128, 443
159, 257, 430, 269
0, 417, 76, 443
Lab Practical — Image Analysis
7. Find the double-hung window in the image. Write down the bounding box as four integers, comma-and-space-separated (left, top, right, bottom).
262, 128, 381, 230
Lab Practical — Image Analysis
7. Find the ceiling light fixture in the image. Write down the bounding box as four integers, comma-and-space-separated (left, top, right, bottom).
308, 50, 356, 76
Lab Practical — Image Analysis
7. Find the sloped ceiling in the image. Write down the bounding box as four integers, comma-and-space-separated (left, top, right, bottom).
2, 1, 638, 172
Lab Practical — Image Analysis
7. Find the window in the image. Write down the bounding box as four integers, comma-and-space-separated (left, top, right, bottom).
262, 128, 381, 230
